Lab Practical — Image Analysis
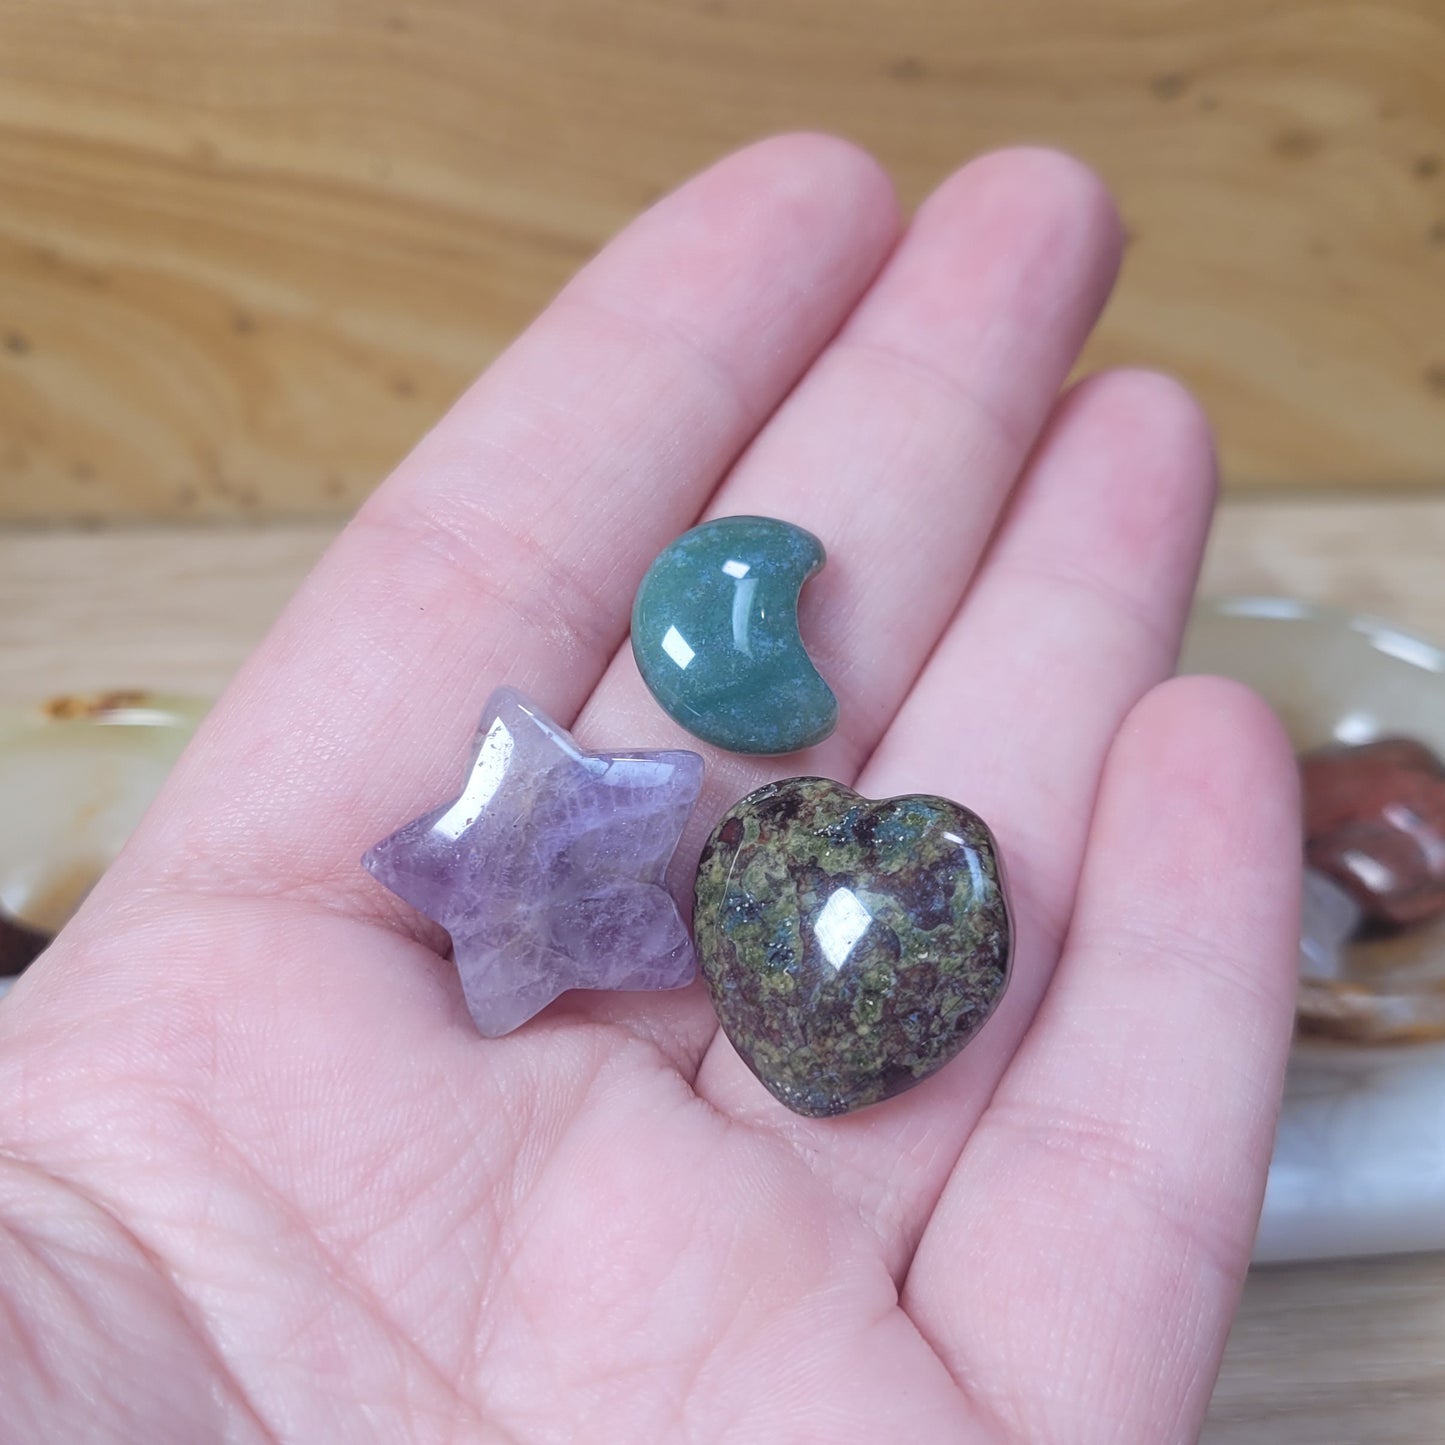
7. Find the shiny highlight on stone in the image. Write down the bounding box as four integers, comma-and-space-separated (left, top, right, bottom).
363, 687, 703, 1036
631, 516, 838, 756
694, 776, 1012, 1117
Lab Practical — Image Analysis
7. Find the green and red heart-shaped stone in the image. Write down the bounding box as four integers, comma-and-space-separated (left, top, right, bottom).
694, 777, 1012, 1117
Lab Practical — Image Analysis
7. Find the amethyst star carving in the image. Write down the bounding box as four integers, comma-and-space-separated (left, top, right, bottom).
363, 687, 704, 1036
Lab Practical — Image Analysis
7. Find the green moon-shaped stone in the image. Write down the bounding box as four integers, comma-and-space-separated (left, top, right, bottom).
694, 777, 1012, 1118
631, 516, 837, 756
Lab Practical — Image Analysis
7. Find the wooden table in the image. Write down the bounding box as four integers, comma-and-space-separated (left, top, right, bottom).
3, 496, 1445, 1441
6, 0, 1445, 522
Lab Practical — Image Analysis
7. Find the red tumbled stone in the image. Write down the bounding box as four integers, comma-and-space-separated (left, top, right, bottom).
1301, 736, 1445, 929
0, 911, 49, 976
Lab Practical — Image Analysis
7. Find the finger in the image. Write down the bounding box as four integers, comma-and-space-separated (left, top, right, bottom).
693, 369, 1216, 1234
566, 151, 1122, 1058
111, 134, 899, 909
904, 676, 1300, 1444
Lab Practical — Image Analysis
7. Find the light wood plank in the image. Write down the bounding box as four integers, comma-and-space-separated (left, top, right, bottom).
1205, 493, 1445, 641
0, 524, 331, 703
5, 495, 1444, 703
4, 0, 1445, 522
1206, 1254, 1445, 1444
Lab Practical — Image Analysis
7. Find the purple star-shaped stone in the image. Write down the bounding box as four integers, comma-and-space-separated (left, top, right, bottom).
363, 687, 704, 1036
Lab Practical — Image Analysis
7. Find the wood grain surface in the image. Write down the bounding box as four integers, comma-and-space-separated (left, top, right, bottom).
3, 494, 1445, 1438
3, 0, 1445, 523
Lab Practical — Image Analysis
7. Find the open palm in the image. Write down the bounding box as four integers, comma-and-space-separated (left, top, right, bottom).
0, 137, 1299, 1444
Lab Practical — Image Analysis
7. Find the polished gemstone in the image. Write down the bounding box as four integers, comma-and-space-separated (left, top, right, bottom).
0, 909, 48, 979
694, 776, 1011, 1117
1301, 736, 1445, 929
631, 516, 837, 755
363, 687, 704, 1036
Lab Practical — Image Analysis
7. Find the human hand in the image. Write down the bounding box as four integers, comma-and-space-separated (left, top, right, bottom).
0, 136, 1299, 1443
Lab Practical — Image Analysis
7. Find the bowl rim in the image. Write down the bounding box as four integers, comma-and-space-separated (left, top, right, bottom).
0, 692, 207, 733
1196, 595, 1445, 1049
1195, 594, 1445, 676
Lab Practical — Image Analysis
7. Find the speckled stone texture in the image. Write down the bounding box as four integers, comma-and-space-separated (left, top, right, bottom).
695, 777, 1011, 1117
631, 516, 837, 755
364, 687, 704, 1036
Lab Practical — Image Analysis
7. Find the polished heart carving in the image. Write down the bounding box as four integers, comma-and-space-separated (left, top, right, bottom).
694, 777, 1011, 1117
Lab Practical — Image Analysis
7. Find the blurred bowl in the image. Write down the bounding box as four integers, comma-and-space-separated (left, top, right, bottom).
0, 691, 204, 998
1181, 597, 1445, 1058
